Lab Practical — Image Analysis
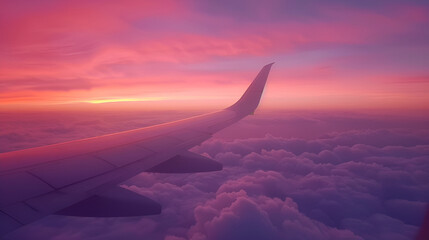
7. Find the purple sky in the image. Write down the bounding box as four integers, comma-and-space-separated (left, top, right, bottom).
1, 0, 429, 111
2, 0, 429, 239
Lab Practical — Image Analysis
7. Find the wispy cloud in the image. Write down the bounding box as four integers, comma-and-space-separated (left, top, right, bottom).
1, 0, 429, 110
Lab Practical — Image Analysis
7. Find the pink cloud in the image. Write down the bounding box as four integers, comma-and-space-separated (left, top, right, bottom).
2, 111, 428, 239
188, 191, 360, 240
1, 0, 429, 110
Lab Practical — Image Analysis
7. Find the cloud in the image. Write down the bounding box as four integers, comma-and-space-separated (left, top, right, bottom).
198, 128, 429, 157
186, 129, 428, 239
0, 110, 194, 153
3, 112, 429, 240
187, 191, 360, 240
1, 0, 429, 109
0, 78, 94, 93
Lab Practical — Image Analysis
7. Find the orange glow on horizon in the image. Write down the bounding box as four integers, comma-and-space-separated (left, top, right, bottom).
1, 0, 428, 112
82, 97, 166, 104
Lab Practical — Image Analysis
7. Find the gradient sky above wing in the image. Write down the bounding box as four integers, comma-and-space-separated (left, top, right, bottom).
1, 0, 429, 111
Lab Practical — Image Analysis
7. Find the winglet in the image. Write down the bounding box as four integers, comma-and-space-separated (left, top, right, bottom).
226, 63, 274, 116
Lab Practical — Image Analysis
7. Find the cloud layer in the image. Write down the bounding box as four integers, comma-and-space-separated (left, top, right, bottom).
3, 111, 428, 240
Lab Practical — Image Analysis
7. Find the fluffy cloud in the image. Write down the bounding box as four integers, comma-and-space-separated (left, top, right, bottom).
185, 129, 428, 240
3, 112, 429, 240
187, 189, 360, 240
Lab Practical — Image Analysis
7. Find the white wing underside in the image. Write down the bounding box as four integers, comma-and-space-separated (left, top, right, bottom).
0, 63, 274, 235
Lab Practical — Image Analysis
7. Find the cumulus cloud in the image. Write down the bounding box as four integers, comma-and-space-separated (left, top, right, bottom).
3, 112, 429, 240
187, 130, 428, 240
187, 190, 360, 240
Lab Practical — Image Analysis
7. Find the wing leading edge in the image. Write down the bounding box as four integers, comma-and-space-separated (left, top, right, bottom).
0, 63, 274, 236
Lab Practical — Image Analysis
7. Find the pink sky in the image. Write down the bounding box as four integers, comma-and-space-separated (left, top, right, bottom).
1, 0, 429, 111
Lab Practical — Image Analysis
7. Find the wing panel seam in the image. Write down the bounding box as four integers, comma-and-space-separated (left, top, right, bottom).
0, 209, 24, 225
26, 171, 57, 190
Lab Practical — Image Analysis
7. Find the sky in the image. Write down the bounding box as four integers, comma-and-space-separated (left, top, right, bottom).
1, 1, 429, 240
1, 0, 429, 111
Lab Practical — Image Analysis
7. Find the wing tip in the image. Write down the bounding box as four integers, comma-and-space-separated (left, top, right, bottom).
226, 62, 274, 115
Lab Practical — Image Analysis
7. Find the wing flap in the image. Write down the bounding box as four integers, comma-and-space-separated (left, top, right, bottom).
25, 191, 85, 214
147, 151, 222, 173
56, 186, 161, 217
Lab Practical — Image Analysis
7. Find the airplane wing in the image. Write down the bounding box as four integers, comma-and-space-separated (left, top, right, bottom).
0, 63, 274, 236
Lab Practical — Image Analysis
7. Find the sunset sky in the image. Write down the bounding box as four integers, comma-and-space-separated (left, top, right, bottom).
1, 0, 429, 111
2, 1, 429, 240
